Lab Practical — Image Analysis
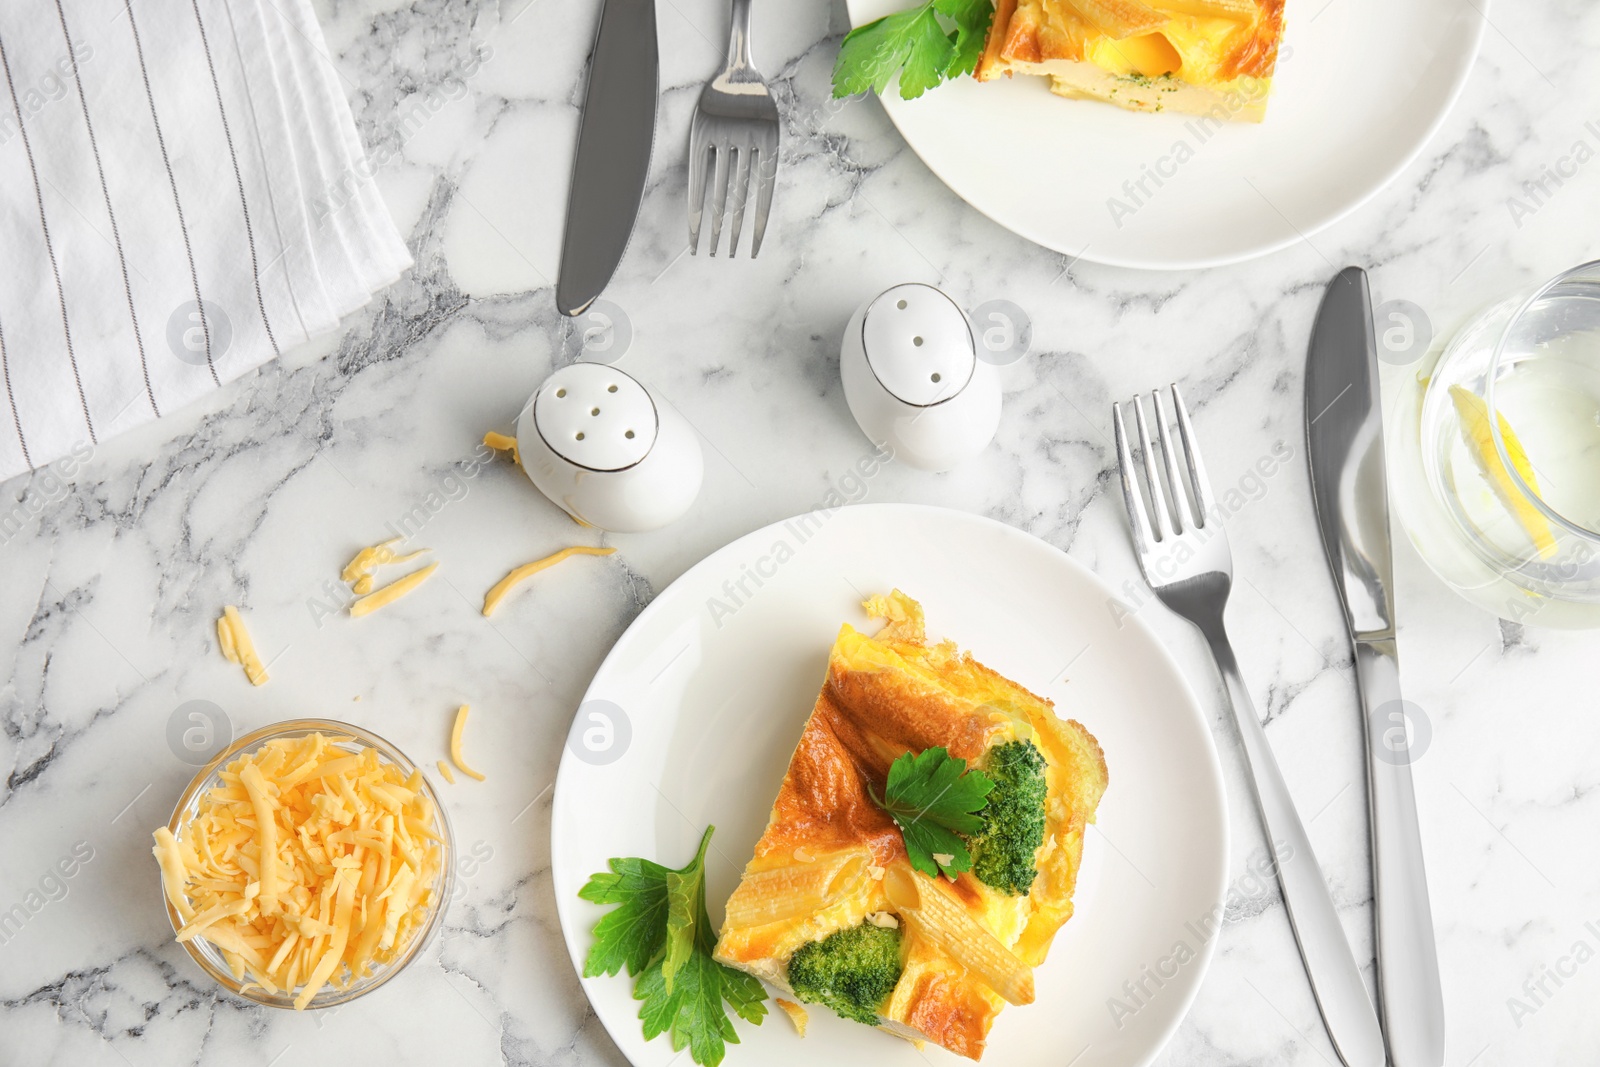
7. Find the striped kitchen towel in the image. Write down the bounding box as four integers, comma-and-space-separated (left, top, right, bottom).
0, 0, 412, 484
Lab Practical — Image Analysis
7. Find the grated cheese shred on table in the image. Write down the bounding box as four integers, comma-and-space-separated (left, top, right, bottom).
216, 605, 269, 686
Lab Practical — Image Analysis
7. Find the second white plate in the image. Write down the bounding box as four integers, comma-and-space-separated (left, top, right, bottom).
553, 503, 1228, 1067
845, 0, 1485, 269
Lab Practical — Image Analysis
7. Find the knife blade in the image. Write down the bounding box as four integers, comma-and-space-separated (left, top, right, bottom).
555, 0, 658, 317
1306, 266, 1446, 1067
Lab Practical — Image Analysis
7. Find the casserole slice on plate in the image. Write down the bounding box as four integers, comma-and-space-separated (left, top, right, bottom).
976, 0, 1286, 122
714, 591, 1108, 1060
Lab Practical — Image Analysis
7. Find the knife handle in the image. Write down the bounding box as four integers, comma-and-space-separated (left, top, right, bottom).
1201, 620, 1388, 1067
1355, 639, 1446, 1067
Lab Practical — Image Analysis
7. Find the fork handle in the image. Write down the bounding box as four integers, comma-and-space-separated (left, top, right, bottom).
726, 0, 753, 69
1200, 620, 1388, 1067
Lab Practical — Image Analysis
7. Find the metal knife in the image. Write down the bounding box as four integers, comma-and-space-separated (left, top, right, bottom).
555, 0, 658, 317
1306, 266, 1446, 1067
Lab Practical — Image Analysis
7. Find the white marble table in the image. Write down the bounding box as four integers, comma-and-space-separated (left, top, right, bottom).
2, 1, 1596, 1064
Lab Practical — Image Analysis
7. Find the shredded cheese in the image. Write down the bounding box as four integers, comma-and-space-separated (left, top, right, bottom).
435, 759, 455, 785
341, 538, 399, 584
342, 538, 429, 602
449, 705, 487, 781
216, 606, 269, 686
483, 430, 520, 466
350, 562, 439, 618
481, 546, 615, 616
151, 732, 443, 1009
775, 998, 808, 1036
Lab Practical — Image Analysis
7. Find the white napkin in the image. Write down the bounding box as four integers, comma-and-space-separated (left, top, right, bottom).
0, 0, 411, 484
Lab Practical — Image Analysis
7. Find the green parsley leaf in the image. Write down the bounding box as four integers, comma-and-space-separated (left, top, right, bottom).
662, 826, 714, 992
935, 0, 995, 80
637, 946, 743, 1066
832, 9, 930, 98
874, 746, 995, 879
578, 855, 670, 978
583, 826, 767, 1067
718, 961, 770, 1024
832, 1, 995, 101
895, 10, 957, 100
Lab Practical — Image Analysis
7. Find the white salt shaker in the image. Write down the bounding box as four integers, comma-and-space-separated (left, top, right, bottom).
840, 283, 1001, 472
516, 363, 703, 532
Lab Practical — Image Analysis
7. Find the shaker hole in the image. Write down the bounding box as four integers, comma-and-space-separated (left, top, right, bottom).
590, 407, 600, 416
913, 336, 924, 347
931, 373, 942, 383
556, 388, 567, 398
625, 430, 635, 439
575, 431, 586, 441
607, 384, 618, 393
897, 299, 908, 310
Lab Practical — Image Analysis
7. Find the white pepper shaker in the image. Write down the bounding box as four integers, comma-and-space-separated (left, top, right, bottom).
516, 363, 703, 532
839, 282, 1001, 472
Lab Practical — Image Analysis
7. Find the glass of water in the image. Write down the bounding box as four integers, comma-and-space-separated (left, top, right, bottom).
1393, 260, 1600, 628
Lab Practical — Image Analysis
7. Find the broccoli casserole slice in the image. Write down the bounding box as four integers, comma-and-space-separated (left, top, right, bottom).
713, 591, 1108, 1060
976, 0, 1286, 122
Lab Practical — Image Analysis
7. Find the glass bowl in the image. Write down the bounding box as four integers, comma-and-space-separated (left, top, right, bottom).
160, 719, 454, 1009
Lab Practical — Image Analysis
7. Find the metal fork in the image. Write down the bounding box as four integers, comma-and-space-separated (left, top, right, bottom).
1113, 386, 1387, 1067
687, 0, 779, 258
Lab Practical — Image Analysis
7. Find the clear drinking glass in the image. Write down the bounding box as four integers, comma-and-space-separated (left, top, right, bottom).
1393, 260, 1600, 628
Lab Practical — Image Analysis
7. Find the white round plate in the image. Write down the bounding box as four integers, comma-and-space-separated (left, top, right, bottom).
844, 0, 1485, 269
553, 504, 1228, 1067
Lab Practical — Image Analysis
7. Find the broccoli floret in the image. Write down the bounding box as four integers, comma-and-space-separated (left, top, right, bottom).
970, 739, 1048, 896
786, 921, 903, 1025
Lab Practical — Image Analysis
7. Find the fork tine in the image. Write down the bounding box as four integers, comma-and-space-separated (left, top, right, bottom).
750, 143, 776, 258
727, 145, 752, 259
1113, 402, 1157, 550
688, 137, 710, 254
1152, 389, 1195, 532
708, 144, 733, 257
1169, 384, 1217, 525
1132, 395, 1173, 540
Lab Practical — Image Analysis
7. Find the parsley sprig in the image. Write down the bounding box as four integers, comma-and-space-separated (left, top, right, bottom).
580, 826, 767, 1067
873, 746, 995, 879
832, 0, 995, 100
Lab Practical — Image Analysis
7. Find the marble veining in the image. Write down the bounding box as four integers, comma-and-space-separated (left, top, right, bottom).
2, 0, 1598, 1065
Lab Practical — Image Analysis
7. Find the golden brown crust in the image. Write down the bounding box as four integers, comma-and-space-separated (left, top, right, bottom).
1001, 0, 1279, 69
825, 657, 1003, 765
1004, 0, 1086, 67
975, 0, 1025, 79
714, 592, 1109, 1061
895, 938, 1000, 1058
1223, 0, 1284, 77
752, 687, 906, 865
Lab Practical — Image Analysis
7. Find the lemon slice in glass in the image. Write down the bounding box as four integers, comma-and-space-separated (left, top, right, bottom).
1448, 385, 1558, 559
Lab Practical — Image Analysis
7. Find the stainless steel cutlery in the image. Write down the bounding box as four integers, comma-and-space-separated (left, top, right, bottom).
688, 0, 780, 258
1308, 266, 1446, 1067
555, 0, 659, 316
1114, 385, 1387, 1067
557, 0, 780, 318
